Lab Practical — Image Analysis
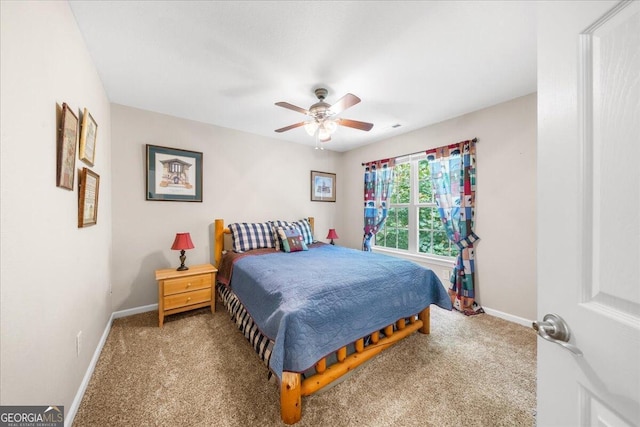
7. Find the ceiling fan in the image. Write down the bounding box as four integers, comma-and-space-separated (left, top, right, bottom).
274, 88, 373, 145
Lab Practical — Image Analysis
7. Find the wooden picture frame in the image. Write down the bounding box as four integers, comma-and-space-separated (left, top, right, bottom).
310, 170, 336, 202
79, 108, 98, 166
146, 144, 203, 202
56, 103, 78, 190
78, 167, 100, 227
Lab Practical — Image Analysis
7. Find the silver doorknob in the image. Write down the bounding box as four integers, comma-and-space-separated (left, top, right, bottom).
532, 313, 583, 356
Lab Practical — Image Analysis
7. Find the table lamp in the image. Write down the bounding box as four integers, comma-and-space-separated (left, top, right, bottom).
326, 229, 339, 245
171, 232, 195, 271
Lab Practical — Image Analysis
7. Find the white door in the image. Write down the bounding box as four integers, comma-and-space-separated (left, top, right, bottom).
537, 1, 640, 426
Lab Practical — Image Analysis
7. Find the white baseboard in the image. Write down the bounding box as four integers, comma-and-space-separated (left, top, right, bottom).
65, 303, 158, 427
113, 303, 158, 319
482, 306, 533, 328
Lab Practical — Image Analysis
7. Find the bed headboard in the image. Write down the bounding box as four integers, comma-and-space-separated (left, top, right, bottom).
213, 217, 315, 267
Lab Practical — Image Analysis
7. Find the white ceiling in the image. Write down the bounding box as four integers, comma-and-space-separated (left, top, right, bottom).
69, 1, 537, 152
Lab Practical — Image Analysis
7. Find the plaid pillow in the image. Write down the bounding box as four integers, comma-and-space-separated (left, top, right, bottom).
293, 218, 314, 245
228, 222, 274, 253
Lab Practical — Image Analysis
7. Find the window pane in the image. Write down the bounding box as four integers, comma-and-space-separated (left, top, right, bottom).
397, 207, 409, 227
418, 207, 432, 229
421, 207, 434, 229
374, 228, 385, 247
385, 229, 397, 248
433, 232, 450, 256
418, 230, 432, 253
398, 229, 409, 250
386, 208, 397, 227
418, 160, 433, 203
432, 210, 445, 231
392, 163, 411, 204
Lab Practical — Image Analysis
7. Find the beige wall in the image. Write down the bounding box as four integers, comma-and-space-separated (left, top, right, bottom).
110, 105, 341, 310
113, 94, 537, 320
340, 94, 537, 321
0, 0, 112, 411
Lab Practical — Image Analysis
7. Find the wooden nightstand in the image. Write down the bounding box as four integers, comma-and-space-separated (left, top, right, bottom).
155, 263, 217, 327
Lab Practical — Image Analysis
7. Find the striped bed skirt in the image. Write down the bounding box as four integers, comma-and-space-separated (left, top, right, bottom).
217, 283, 275, 369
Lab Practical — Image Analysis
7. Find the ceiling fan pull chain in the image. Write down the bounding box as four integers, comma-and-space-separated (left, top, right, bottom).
314, 128, 323, 150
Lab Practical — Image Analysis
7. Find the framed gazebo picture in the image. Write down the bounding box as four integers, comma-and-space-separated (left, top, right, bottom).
146, 144, 203, 202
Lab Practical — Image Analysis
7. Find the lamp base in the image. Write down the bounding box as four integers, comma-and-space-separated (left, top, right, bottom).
330, 239, 335, 245
176, 250, 189, 271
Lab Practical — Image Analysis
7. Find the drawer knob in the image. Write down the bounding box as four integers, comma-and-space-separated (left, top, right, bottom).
186, 297, 191, 302
186, 282, 191, 288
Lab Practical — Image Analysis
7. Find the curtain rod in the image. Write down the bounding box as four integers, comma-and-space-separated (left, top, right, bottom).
361, 137, 478, 166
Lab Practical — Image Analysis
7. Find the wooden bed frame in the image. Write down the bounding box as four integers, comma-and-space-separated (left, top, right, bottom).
213, 218, 431, 424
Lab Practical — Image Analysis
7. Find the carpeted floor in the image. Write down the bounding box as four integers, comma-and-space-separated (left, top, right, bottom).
73, 304, 536, 426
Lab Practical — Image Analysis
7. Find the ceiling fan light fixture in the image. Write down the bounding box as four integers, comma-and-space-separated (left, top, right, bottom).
318, 124, 333, 142
304, 121, 318, 136
307, 118, 337, 142
323, 119, 338, 134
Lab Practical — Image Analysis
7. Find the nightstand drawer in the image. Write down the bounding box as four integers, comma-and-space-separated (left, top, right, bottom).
164, 274, 211, 296
163, 288, 212, 310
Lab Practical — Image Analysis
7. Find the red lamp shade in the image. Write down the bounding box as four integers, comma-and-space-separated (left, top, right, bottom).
171, 233, 195, 251
326, 229, 339, 240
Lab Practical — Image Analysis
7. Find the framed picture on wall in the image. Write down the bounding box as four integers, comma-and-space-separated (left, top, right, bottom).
56, 102, 78, 190
146, 144, 203, 202
79, 108, 98, 166
310, 170, 336, 202
78, 167, 100, 227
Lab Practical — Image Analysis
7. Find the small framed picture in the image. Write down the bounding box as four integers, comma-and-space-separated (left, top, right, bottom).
79, 108, 98, 166
78, 167, 100, 228
56, 103, 78, 190
146, 144, 203, 202
310, 170, 336, 202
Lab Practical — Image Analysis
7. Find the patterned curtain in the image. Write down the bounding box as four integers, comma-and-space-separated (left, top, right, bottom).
363, 159, 395, 251
426, 139, 483, 315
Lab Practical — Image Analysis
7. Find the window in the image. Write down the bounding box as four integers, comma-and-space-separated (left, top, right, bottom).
375, 155, 459, 259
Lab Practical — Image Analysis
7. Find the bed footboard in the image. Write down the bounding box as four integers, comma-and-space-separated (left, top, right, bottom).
280, 306, 431, 424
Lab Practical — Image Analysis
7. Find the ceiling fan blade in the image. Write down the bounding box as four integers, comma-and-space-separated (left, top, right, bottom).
275, 102, 309, 115
337, 118, 374, 131
330, 93, 361, 115
275, 122, 305, 133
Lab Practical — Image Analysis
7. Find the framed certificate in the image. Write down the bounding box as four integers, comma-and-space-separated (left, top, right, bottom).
56, 103, 78, 190
78, 167, 100, 227
79, 108, 98, 166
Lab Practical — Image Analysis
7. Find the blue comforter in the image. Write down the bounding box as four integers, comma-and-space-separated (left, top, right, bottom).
229, 244, 452, 379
